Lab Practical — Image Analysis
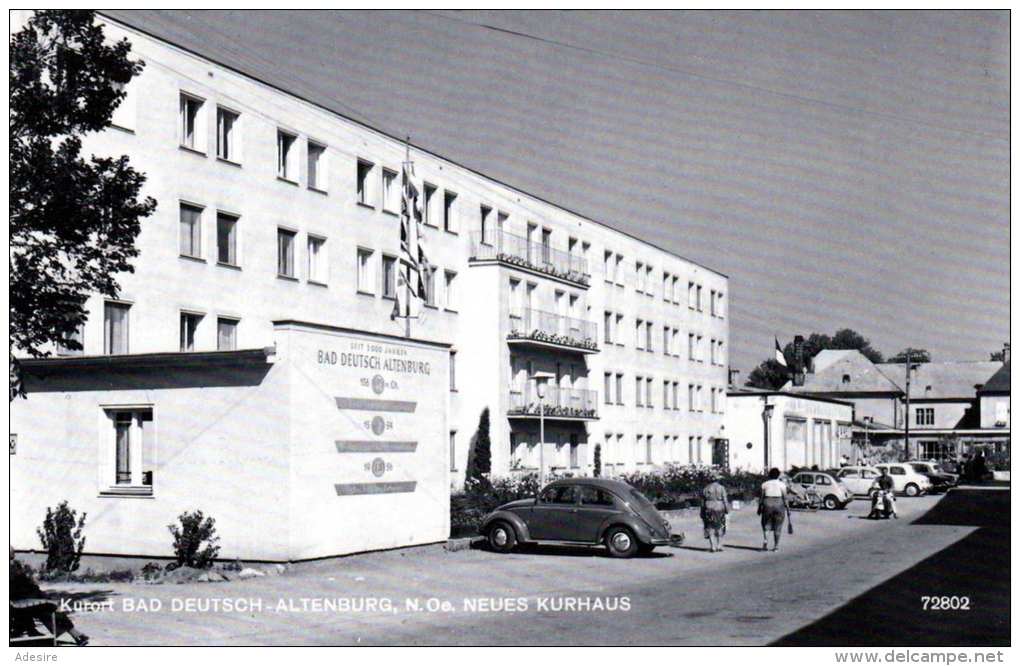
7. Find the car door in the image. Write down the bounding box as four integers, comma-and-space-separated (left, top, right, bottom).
859, 468, 880, 494
838, 469, 867, 495
794, 473, 815, 492
528, 485, 580, 541
576, 486, 620, 543
887, 465, 908, 492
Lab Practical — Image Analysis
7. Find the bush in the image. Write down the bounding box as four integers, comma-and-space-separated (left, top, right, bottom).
593, 444, 602, 478
619, 464, 765, 506
465, 408, 492, 485
168, 510, 220, 569
36, 501, 86, 574
450, 473, 541, 537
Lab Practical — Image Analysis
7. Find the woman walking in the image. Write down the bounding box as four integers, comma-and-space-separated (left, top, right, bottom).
700, 471, 730, 552
759, 468, 788, 552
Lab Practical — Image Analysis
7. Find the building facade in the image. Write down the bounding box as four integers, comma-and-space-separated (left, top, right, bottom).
9, 13, 729, 558
725, 390, 854, 473
784, 349, 1010, 464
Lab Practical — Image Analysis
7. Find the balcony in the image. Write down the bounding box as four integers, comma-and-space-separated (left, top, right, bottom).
508, 309, 599, 354
508, 384, 598, 421
470, 229, 590, 287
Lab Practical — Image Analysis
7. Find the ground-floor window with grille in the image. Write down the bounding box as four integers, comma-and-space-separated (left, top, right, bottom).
103, 407, 154, 496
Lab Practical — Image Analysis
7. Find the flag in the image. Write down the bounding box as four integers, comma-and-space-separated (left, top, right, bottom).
774, 337, 787, 367
397, 160, 430, 317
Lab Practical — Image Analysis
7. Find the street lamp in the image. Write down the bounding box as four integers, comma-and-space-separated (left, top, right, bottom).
531, 371, 555, 486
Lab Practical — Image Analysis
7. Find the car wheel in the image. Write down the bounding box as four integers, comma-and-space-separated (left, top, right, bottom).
604, 526, 639, 558
823, 495, 839, 510
904, 483, 920, 497
487, 521, 517, 553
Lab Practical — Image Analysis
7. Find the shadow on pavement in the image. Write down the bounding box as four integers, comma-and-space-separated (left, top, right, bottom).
511, 543, 673, 559
772, 488, 1009, 647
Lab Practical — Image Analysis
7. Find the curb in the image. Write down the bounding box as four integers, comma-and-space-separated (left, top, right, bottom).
445, 536, 483, 552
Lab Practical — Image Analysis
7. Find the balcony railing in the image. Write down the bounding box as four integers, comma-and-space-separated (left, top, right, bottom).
470, 229, 590, 286
508, 384, 598, 419
508, 308, 598, 352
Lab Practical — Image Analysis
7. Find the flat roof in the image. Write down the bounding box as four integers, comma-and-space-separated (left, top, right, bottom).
98, 11, 728, 279
727, 388, 855, 408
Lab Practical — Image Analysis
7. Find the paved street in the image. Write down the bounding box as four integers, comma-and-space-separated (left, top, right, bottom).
43, 487, 1007, 646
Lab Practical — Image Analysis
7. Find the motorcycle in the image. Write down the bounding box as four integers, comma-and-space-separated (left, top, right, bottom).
868, 489, 897, 520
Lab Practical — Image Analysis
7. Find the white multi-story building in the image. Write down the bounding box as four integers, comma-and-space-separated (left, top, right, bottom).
10, 13, 729, 560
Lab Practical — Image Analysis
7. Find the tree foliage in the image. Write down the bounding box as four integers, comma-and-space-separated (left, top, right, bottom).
36, 500, 87, 573
168, 510, 220, 569
465, 408, 492, 486
746, 328, 886, 389
10, 10, 156, 374
887, 348, 931, 364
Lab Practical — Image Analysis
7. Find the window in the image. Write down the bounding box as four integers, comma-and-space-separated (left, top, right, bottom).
216, 107, 239, 162
645, 321, 653, 352
916, 408, 935, 426
480, 205, 492, 244
688, 333, 696, 360
357, 159, 374, 205
646, 435, 653, 464
645, 265, 654, 296
672, 276, 680, 304
688, 281, 696, 309
444, 271, 458, 311
697, 385, 704, 411
443, 191, 458, 232
688, 383, 696, 411
424, 267, 436, 307
615, 254, 625, 286
307, 235, 327, 283
663, 327, 671, 356
276, 130, 297, 181
109, 80, 135, 131
697, 335, 704, 362
382, 255, 397, 299
603, 311, 613, 345
697, 285, 703, 311
357, 248, 375, 294
672, 382, 680, 410
179, 203, 202, 258
423, 183, 437, 226
216, 317, 238, 351
449, 431, 457, 471
604, 372, 613, 405
635, 319, 644, 350
615, 314, 624, 346
540, 485, 577, 505
636, 435, 644, 462
277, 228, 296, 278
307, 141, 327, 191
636, 261, 645, 293
663, 272, 671, 301
179, 93, 205, 152
381, 168, 398, 213
580, 486, 614, 506
604, 250, 614, 284
104, 408, 154, 493
663, 381, 670, 410
56, 324, 85, 356
450, 351, 457, 391
710, 289, 717, 316
711, 388, 719, 413
103, 302, 130, 354
615, 374, 624, 406
179, 312, 202, 352
645, 377, 653, 408
635, 376, 644, 407
216, 212, 238, 266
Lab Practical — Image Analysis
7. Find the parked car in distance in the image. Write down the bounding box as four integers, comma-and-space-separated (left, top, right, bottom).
790, 471, 854, 509
480, 478, 683, 558
834, 466, 883, 497
779, 473, 816, 509
906, 461, 958, 493
873, 463, 932, 497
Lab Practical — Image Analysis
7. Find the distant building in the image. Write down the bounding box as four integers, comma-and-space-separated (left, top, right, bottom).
726, 389, 854, 473
784, 349, 1010, 463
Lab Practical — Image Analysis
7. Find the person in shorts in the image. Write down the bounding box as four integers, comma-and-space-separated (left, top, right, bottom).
759, 468, 788, 552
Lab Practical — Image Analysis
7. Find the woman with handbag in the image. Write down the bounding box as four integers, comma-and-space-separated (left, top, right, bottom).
759, 468, 789, 552
700, 470, 730, 552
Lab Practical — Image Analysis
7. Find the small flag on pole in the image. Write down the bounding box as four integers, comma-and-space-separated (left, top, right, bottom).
397, 157, 430, 318
774, 337, 788, 367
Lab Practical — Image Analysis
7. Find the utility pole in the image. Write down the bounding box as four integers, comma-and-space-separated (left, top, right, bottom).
903, 350, 911, 461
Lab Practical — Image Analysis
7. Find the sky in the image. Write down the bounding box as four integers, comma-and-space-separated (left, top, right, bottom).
105, 10, 1010, 375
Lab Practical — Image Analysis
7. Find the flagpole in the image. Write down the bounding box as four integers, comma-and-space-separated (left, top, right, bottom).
403, 137, 412, 339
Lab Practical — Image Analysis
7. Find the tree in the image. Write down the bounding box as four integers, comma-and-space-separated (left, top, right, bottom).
746, 358, 790, 390
465, 408, 492, 485
593, 443, 602, 478
888, 348, 931, 364
10, 10, 156, 395
828, 329, 884, 363
990, 349, 1008, 362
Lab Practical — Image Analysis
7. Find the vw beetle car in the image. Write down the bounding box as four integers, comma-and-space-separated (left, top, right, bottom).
480, 478, 683, 558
